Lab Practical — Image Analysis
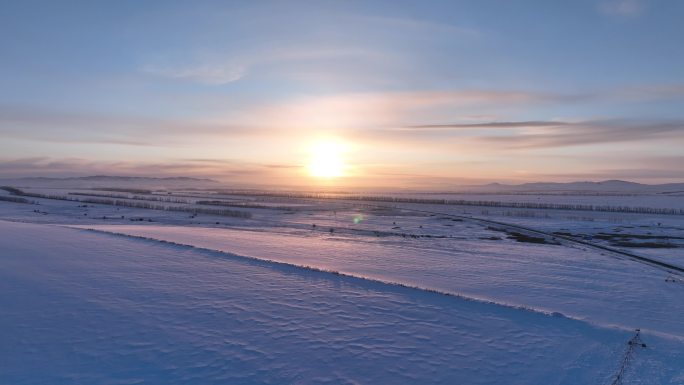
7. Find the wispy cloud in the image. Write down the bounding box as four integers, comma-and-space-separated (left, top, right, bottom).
245, 89, 586, 131
140, 46, 387, 86
355, 14, 481, 38
183, 158, 300, 169
0, 157, 299, 181
402, 121, 570, 130
534, 168, 684, 181
599, 0, 644, 17
473, 119, 684, 149
350, 118, 684, 153
0, 105, 271, 146
133, 3, 490, 89
142, 63, 247, 85
5, 79, 684, 141
4, 82, 684, 160
610, 84, 684, 101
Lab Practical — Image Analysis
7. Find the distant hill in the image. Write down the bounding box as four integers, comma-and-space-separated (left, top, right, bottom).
0, 175, 219, 189
462, 180, 684, 194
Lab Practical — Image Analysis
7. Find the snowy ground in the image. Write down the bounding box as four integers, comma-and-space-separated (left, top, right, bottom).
72, 223, 684, 340
390, 192, 684, 210
1, 188, 683, 384
3, 220, 684, 385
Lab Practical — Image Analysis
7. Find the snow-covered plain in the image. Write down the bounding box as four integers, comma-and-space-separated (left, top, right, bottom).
391, 192, 684, 210
73, 223, 684, 340
1, 188, 683, 384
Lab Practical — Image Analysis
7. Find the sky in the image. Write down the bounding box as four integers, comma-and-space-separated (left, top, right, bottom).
1, 0, 683, 188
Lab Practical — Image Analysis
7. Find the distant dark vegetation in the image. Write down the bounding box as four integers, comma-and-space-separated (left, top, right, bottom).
94, 187, 153, 194
487, 226, 559, 245
0, 186, 32, 203
0, 195, 30, 204
593, 233, 684, 241
5, 187, 251, 219
196, 200, 297, 211
70, 192, 190, 204
611, 241, 678, 248
0, 186, 25, 195
217, 190, 684, 216
505, 231, 555, 244
553, 231, 681, 249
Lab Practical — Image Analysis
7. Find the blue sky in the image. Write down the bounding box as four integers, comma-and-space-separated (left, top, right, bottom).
1, 0, 683, 187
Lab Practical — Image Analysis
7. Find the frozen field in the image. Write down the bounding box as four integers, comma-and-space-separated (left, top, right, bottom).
3, 220, 684, 385
72, 223, 684, 339
1, 187, 683, 384
392, 193, 684, 210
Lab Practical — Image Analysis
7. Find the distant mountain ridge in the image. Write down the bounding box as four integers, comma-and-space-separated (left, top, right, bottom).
0, 175, 219, 189
1, 176, 683, 194
5, 175, 217, 182
466, 180, 684, 194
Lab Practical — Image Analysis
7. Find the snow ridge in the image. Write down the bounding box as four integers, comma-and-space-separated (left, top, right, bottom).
76, 227, 616, 327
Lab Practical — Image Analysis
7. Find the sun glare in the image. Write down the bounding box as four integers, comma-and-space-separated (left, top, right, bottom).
307, 140, 346, 178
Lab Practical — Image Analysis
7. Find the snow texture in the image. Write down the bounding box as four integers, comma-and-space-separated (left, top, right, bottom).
0, 220, 681, 384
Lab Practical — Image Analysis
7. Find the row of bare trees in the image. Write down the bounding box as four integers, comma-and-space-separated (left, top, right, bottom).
217, 190, 684, 215
70, 192, 190, 204
3, 187, 251, 218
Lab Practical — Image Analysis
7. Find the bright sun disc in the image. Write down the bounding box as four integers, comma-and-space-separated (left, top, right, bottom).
307, 140, 345, 178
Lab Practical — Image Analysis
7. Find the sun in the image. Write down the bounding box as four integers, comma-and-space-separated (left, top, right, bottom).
307, 140, 346, 178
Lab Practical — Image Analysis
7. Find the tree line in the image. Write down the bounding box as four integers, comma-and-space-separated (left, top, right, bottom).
70, 192, 190, 204
217, 190, 684, 216
4, 187, 251, 218
196, 200, 297, 211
